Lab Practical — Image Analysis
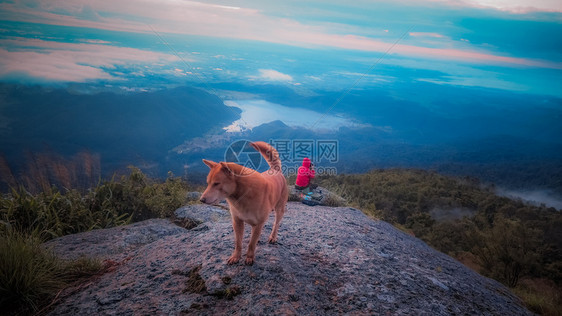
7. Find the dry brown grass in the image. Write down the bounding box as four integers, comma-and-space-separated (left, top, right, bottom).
513, 278, 562, 316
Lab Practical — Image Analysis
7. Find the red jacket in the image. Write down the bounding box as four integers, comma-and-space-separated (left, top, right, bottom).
295, 157, 315, 187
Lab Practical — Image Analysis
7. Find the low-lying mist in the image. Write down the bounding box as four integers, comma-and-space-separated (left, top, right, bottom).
497, 188, 562, 211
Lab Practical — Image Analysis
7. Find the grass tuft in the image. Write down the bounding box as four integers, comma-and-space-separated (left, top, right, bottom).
0, 230, 63, 314
183, 265, 207, 294
0, 229, 103, 315
513, 279, 562, 316
321, 192, 346, 207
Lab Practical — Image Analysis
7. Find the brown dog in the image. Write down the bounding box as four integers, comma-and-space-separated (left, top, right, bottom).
200, 141, 288, 265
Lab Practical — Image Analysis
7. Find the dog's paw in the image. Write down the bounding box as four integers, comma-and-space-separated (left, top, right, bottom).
268, 235, 278, 244
227, 255, 240, 265
244, 257, 255, 265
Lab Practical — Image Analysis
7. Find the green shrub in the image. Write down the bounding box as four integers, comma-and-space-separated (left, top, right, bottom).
0, 166, 188, 242
87, 167, 187, 222
142, 171, 188, 218
0, 186, 132, 240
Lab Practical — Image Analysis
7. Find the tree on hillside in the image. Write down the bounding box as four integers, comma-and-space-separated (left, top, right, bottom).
473, 215, 542, 287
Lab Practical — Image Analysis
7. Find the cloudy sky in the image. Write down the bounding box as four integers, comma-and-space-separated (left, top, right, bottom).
0, 0, 561, 96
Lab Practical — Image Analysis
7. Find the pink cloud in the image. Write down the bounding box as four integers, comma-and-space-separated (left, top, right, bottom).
1, 1, 560, 71
424, 0, 562, 13
0, 38, 178, 82
409, 32, 445, 38
0, 49, 112, 82
275, 32, 562, 69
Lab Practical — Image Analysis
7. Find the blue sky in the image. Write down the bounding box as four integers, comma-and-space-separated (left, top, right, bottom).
0, 0, 560, 97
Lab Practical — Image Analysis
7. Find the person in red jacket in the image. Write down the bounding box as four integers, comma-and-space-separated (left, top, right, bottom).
295, 157, 316, 193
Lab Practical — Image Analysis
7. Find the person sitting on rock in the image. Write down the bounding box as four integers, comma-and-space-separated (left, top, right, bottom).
295, 157, 316, 195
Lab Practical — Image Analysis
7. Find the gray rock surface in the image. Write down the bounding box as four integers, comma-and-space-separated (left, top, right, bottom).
186, 191, 202, 201
174, 204, 230, 224
44, 219, 186, 262
45, 203, 532, 315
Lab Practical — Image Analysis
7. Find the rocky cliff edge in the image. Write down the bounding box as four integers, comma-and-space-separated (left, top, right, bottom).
44, 202, 531, 315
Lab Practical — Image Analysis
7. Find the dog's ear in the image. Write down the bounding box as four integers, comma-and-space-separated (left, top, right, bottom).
219, 162, 233, 176
202, 159, 217, 169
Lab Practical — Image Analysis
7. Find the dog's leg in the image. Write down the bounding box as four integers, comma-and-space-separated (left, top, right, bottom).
228, 217, 244, 265
245, 223, 264, 265
269, 197, 287, 243
268, 204, 286, 244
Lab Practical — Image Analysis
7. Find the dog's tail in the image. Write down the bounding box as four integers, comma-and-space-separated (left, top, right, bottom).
250, 141, 282, 172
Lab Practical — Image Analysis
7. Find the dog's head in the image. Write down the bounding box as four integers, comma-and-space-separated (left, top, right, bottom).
200, 159, 237, 204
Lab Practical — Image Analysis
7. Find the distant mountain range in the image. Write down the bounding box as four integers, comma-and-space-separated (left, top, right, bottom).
0, 84, 239, 182
1, 83, 561, 196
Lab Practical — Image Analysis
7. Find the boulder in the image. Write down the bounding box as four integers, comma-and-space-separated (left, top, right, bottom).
45, 202, 531, 315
